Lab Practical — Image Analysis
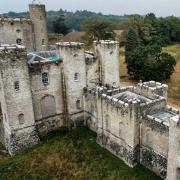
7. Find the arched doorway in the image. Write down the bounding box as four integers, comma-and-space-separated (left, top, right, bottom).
41, 95, 56, 118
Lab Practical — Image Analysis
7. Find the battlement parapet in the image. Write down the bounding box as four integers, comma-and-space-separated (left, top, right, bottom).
56, 42, 84, 50
0, 17, 32, 25
94, 40, 119, 49
0, 45, 27, 66
135, 81, 168, 99
138, 81, 168, 89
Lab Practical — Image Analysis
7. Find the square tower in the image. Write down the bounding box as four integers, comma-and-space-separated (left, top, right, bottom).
29, 3, 49, 51
57, 42, 86, 125
95, 40, 120, 87
0, 46, 39, 155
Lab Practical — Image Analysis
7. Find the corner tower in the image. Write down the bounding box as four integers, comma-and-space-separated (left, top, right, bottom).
0, 46, 39, 155
57, 42, 86, 126
95, 40, 120, 87
29, 2, 48, 51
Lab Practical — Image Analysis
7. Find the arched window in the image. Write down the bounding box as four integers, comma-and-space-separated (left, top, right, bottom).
73, 54, 78, 57
18, 114, 25, 125
14, 81, 20, 91
16, 29, 21, 33
41, 95, 56, 118
105, 114, 110, 131
42, 39, 45, 45
74, 73, 79, 81
76, 99, 81, 109
42, 72, 49, 85
16, 38, 22, 45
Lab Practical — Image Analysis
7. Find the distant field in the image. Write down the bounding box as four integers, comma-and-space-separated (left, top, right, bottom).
120, 44, 180, 109
0, 128, 161, 180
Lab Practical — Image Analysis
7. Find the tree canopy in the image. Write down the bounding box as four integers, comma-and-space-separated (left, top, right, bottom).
81, 17, 116, 45
52, 15, 69, 35
127, 45, 176, 81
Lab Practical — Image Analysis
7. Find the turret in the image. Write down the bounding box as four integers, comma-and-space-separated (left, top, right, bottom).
29, 2, 48, 51
95, 40, 120, 87
57, 42, 86, 125
0, 46, 39, 155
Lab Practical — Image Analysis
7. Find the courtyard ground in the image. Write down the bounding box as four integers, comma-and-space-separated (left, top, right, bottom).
0, 128, 161, 180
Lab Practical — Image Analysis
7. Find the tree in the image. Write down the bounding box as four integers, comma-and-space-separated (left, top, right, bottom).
125, 27, 139, 62
127, 45, 176, 81
53, 15, 69, 35
82, 17, 116, 44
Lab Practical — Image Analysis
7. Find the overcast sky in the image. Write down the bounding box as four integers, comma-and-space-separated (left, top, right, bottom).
0, 0, 180, 17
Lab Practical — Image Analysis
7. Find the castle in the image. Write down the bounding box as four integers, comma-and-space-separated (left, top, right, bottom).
0, 2, 180, 180
0, 3, 48, 52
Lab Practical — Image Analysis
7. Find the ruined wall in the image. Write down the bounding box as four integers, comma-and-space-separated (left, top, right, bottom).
29, 4, 49, 51
0, 18, 35, 52
0, 47, 39, 155
29, 62, 64, 135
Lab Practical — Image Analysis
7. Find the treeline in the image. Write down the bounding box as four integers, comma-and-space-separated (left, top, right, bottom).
2, 9, 126, 32
121, 13, 180, 46
124, 13, 178, 81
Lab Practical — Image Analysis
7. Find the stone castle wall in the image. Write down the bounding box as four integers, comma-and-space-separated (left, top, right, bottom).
0, 18, 35, 52
29, 4, 49, 51
0, 3, 49, 52
0, 47, 39, 155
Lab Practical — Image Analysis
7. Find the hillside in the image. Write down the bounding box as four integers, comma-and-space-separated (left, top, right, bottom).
2, 10, 127, 32
0, 128, 161, 180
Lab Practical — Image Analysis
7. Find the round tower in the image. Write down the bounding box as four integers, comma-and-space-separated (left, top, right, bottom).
29, 2, 48, 51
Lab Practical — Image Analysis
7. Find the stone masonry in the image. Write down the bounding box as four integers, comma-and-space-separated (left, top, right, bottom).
0, 3, 180, 180
0, 3, 48, 52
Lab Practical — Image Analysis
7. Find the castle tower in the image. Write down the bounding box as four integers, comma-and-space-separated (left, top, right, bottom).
95, 40, 120, 87
29, 2, 48, 51
57, 42, 86, 125
0, 46, 39, 155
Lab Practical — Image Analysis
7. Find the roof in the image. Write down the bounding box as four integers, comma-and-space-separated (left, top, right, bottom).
27, 51, 61, 65
113, 91, 152, 103
150, 111, 177, 126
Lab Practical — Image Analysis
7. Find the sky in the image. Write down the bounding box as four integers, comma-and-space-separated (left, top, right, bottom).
0, 0, 180, 17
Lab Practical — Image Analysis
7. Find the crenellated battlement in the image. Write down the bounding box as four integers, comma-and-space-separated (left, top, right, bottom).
0, 45, 26, 59
136, 81, 168, 99
56, 42, 84, 50
0, 17, 32, 25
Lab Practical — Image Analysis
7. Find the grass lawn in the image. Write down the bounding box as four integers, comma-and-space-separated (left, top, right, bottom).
0, 128, 161, 180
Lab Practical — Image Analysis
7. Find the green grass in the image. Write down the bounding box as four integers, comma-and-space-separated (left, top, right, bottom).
0, 128, 161, 180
